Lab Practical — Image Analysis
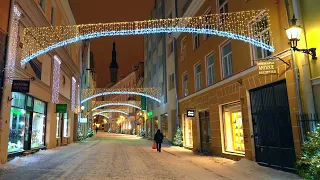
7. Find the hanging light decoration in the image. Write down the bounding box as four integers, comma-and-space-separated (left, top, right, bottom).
71, 77, 77, 111
52, 55, 61, 104
21, 10, 274, 65
91, 101, 141, 111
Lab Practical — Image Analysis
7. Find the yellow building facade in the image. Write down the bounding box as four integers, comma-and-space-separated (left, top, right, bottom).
176, 0, 301, 171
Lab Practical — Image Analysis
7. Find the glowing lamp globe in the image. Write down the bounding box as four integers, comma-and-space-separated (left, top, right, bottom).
286, 25, 302, 48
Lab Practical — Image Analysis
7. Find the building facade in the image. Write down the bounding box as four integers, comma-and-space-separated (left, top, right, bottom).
175, 0, 302, 171
0, 0, 81, 163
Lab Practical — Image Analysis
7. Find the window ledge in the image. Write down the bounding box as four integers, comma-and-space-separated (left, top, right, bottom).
222, 151, 245, 157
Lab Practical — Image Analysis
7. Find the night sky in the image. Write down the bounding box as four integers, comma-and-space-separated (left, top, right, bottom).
69, 0, 154, 88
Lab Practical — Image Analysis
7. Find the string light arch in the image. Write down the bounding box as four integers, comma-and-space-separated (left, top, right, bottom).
81, 88, 159, 104
91, 101, 141, 111
21, 10, 274, 65
93, 109, 129, 116
93, 113, 109, 119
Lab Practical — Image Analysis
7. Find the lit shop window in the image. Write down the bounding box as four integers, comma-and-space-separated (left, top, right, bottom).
221, 103, 245, 154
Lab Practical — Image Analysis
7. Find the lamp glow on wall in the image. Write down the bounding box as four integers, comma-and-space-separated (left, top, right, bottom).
286, 15, 317, 60
52, 56, 61, 103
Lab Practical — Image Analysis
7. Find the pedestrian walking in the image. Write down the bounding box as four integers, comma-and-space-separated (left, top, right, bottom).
154, 129, 164, 152
96, 126, 98, 134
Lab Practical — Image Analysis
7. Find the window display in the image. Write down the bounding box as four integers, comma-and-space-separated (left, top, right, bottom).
184, 117, 193, 147
63, 113, 69, 137
222, 103, 245, 154
8, 107, 26, 153
162, 114, 168, 138
56, 114, 61, 137
153, 117, 158, 136
31, 113, 45, 148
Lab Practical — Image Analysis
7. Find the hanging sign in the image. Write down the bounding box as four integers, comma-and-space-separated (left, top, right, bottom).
11, 80, 30, 93
141, 96, 146, 111
56, 104, 67, 113
257, 61, 277, 75
147, 111, 153, 117
80, 118, 87, 123
187, 109, 195, 117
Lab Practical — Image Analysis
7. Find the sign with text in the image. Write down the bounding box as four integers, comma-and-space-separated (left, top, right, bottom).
141, 96, 146, 111
11, 80, 30, 93
257, 61, 277, 75
56, 104, 67, 113
187, 110, 195, 117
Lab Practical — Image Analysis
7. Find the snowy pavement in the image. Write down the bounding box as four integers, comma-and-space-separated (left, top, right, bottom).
0, 132, 301, 180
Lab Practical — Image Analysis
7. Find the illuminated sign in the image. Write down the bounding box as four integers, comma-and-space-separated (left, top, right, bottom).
80, 118, 87, 123
187, 110, 195, 117
257, 61, 277, 75
147, 111, 153, 117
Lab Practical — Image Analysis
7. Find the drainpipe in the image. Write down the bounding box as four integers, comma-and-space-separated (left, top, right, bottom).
285, 0, 303, 115
173, 38, 180, 128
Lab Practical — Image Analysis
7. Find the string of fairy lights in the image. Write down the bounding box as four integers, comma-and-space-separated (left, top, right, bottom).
21, 9, 274, 65
71, 77, 77, 110
52, 56, 61, 103
91, 101, 141, 111
81, 88, 160, 104
93, 109, 129, 116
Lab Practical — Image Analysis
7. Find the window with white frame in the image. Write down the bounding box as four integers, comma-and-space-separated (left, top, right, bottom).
63, 113, 69, 137
221, 41, 232, 78
169, 73, 175, 90
251, 16, 272, 62
56, 113, 61, 138
183, 73, 188, 97
181, 37, 187, 61
218, 0, 228, 13
204, 8, 212, 40
193, 34, 200, 50
50, 6, 56, 25
206, 53, 215, 86
194, 63, 201, 91
39, 0, 46, 12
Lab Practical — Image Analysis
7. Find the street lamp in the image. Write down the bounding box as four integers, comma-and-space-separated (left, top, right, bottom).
286, 15, 317, 60
81, 106, 85, 111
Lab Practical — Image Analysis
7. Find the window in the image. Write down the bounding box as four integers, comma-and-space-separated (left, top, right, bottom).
206, 53, 215, 86
221, 102, 245, 154
169, 73, 175, 90
39, 0, 46, 12
183, 73, 188, 97
218, 0, 228, 13
63, 113, 69, 137
158, 54, 163, 67
221, 41, 232, 78
251, 16, 272, 62
56, 113, 61, 138
193, 34, 200, 50
167, 41, 174, 57
194, 63, 201, 91
203, 8, 212, 40
50, 6, 56, 25
181, 37, 187, 61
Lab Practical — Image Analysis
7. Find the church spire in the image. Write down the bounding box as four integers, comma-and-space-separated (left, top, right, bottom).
109, 40, 118, 83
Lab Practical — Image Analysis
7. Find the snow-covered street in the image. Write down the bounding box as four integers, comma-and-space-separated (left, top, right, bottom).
0, 132, 301, 180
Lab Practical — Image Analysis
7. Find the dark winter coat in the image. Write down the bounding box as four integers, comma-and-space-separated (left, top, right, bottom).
154, 132, 164, 143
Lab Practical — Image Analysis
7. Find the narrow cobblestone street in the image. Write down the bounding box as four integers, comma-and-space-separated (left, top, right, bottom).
0, 132, 301, 180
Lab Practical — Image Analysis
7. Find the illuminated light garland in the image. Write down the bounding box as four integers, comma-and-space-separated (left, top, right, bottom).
93, 113, 109, 119
93, 109, 129, 116
6, 5, 21, 83
71, 77, 76, 111
21, 10, 274, 65
91, 101, 141, 111
77, 85, 80, 112
81, 88, 159, 104
52, 56, 61, 103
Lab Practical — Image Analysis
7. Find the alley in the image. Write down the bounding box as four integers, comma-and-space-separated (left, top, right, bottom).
0, 133, 301, 180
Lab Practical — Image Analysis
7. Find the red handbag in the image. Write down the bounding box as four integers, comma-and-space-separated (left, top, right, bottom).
152, 141, 156, 149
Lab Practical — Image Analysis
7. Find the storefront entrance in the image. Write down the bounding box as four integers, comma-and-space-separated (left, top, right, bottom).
8, 93, 47, 154
250, 80, 295, 171
199, 111, 211, 153
184, 116, 193, 147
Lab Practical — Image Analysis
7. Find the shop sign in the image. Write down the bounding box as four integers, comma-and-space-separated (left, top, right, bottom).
141, 96, 146, 111
257, 61, 277, 75
147, 111, 153, 117
187, 109, 195, 117
80, 118, 87, 123
56, 104, 67, 113
11, 80, 30, 93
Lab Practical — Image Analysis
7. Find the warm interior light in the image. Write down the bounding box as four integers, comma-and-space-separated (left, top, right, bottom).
81, 106, 85, 110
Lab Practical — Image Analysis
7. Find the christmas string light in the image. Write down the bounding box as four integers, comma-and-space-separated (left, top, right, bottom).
91, 101, 140, 111
71, 77, 76, 111
52, 55, 61, 103
93, 113, 109, 119
6, 5, 21, 83
93, 109, 129, 116
21, 10, 274, 65
81, 88, 160, 104
91, 102, 141, 111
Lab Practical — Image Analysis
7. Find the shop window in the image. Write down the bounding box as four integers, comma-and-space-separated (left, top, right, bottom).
153, 117, 158, 136
251, 15, 272, 63
161, 114, 168, 138
56, 114, 61, 138
206, 53, 215, 86
12, 92, 26, 108
8, 107, 26, 153
184, 117, 193, 147
63, 113, 69, 137
221, 41, 233, 78
32, 112, 45, 148
221, 102, 245, 154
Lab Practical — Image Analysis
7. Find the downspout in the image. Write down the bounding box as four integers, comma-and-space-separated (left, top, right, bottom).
174, 0, 180, 128
285, 0, 303, 115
